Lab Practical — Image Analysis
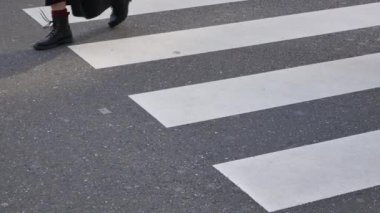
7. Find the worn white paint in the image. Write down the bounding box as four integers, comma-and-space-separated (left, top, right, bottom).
214, 130, 380, 212
69, 3, 380, 68
130, 53, 380, 127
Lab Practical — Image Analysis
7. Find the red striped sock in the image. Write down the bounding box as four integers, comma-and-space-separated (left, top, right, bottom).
52, 8, 69, 18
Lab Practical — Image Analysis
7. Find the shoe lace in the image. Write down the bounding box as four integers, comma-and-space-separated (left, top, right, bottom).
46, 27, 59, 38
40, 9, 53, 29
39, 10, 59, 38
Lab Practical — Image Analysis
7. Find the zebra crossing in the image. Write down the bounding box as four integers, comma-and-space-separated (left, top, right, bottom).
24, 1, 380, 212
130, 53, 380, 127
215, 130, 380, 212
70, 2, 380, 68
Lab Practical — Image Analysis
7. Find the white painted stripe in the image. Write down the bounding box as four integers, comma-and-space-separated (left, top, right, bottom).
214, 130, 380, 212
69, 3, 380, 69
130, 53, 380, 127
24, 0, 246, 26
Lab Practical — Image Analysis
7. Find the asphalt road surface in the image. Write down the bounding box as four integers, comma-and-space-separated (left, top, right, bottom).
1, 0, 380, 212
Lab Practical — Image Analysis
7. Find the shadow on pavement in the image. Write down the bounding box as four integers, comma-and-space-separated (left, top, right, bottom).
0, 48, 63, 79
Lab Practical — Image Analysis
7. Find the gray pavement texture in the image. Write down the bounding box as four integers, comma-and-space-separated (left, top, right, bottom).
1, 0, 380, 212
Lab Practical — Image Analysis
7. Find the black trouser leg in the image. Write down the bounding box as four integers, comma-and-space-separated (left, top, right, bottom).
45, 0, 66, 6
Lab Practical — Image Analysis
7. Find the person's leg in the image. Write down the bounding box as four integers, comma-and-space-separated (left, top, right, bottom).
51, 1, 66, 11
33, 1, 73, 50
109, 0, 132, 28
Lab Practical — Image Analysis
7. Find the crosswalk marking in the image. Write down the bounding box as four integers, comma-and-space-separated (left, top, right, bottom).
130, 53, 380, 127
20, 0, 380, 211
69, 2, 380, 69
23, 0, 246, 26
214, 130, 380, 212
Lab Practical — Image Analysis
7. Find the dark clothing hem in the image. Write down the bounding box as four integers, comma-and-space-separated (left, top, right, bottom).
45, 0, 69, 6
45, 0, 111, 19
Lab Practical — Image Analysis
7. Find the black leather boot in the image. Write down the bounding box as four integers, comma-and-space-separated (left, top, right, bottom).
33, 15, 73, 50
108, 0, 131, 28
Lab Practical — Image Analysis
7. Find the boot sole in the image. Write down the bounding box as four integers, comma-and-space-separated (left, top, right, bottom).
34, 37, 74, 51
